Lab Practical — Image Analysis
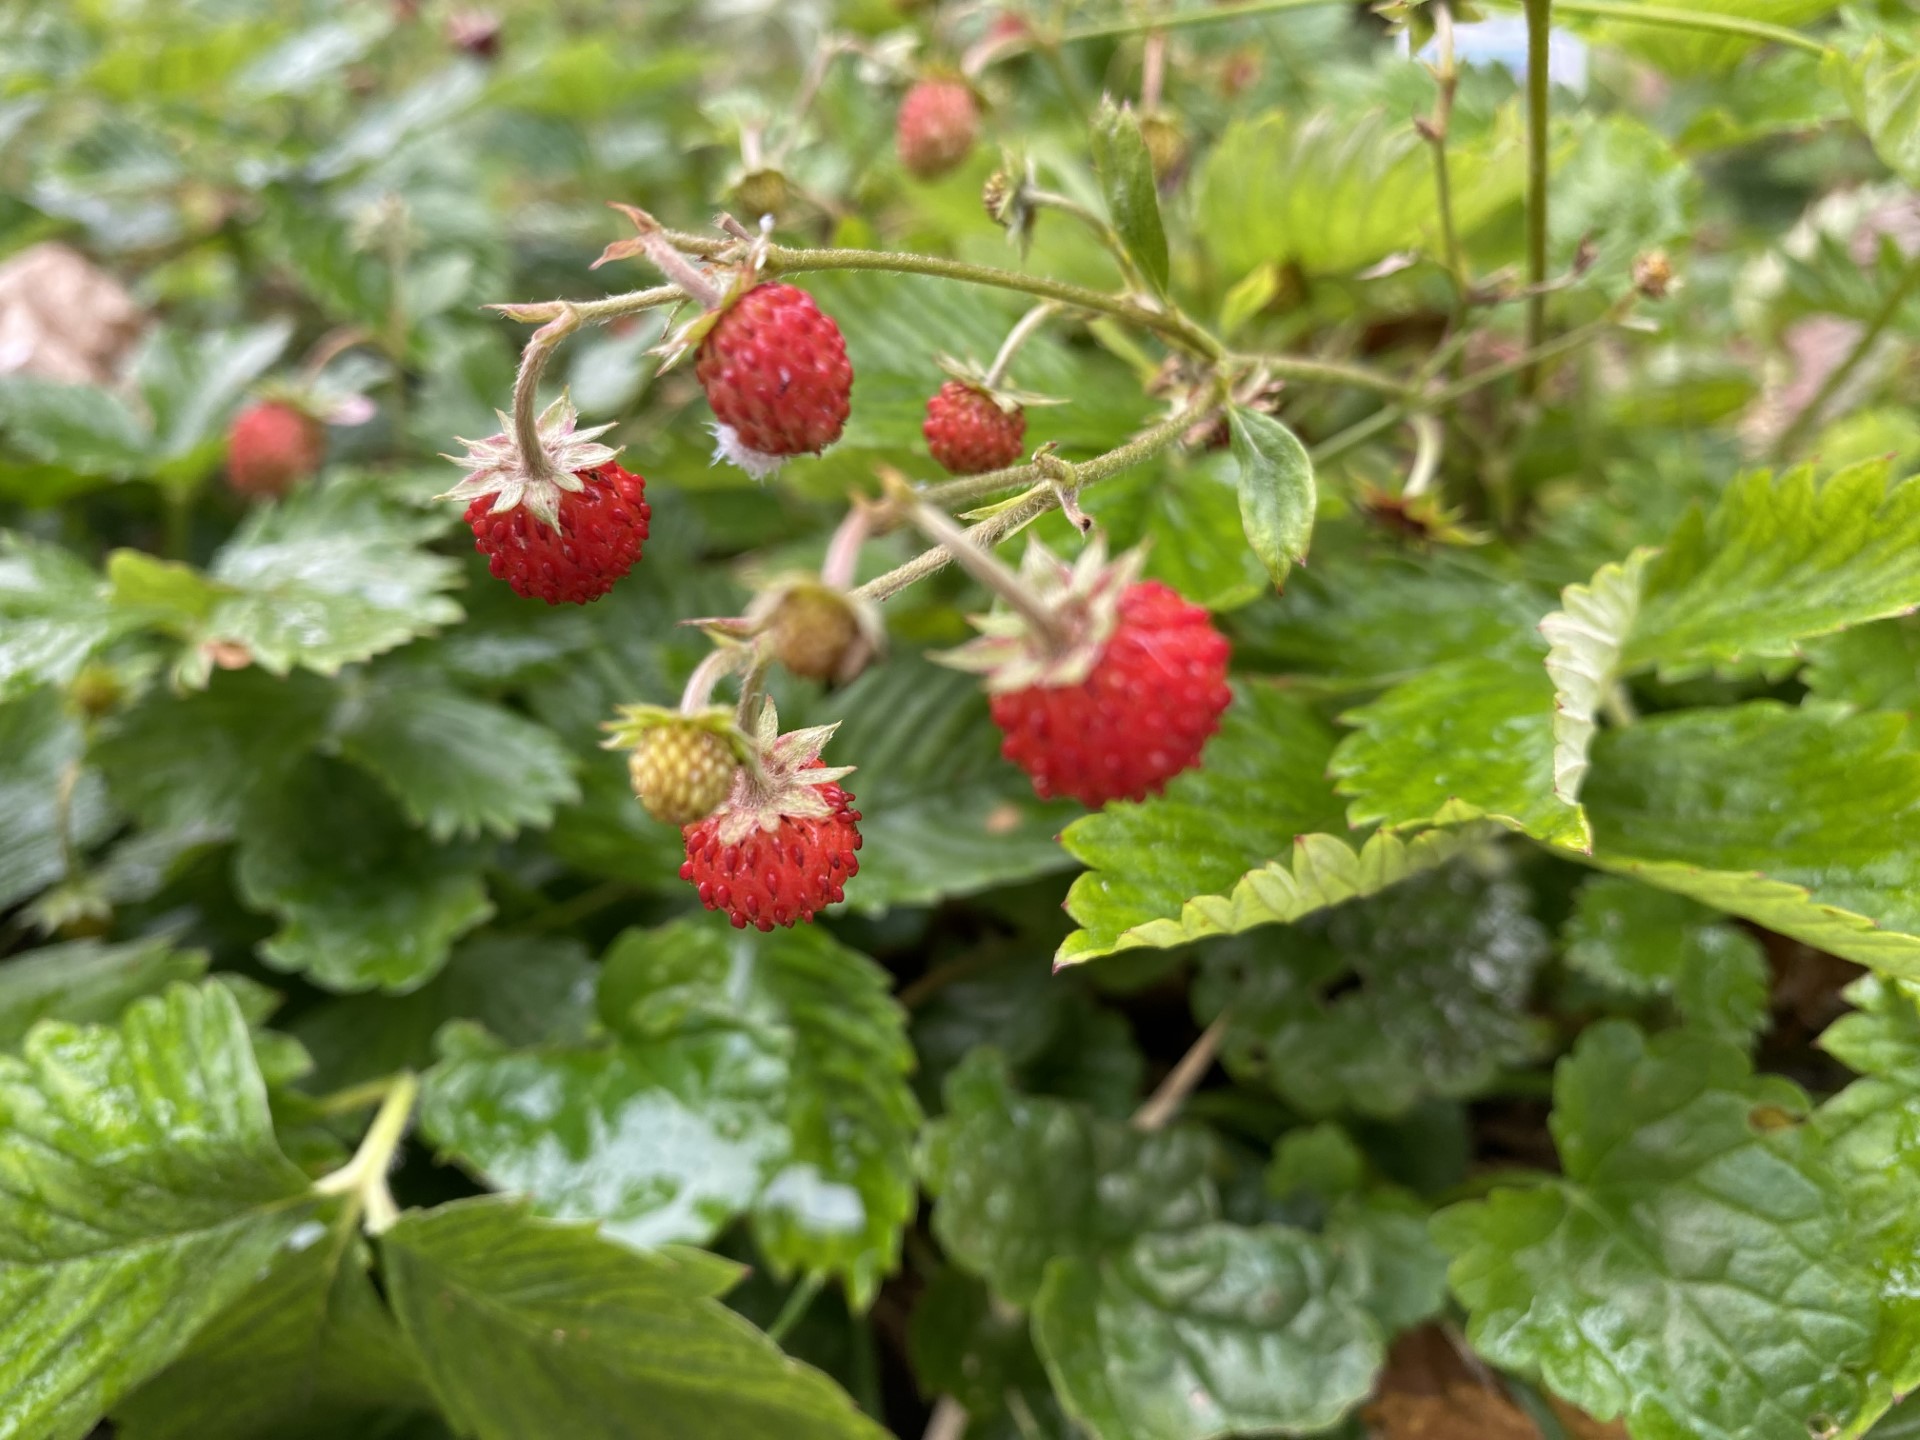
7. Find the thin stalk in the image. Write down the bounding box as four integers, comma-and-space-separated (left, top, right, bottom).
820, 504, 873, 590
679, 644, 750, 713
1133, 1014, 1229, 1131
984, 303, 1058, 388
897, 497, 1069, 649
1027, 188, 1148, 291
1423, 6, 1472, 312
1485, 0, 1830, 54
518, 878, 635, 936
767, 1272, 826, 1345
313, 1071, 419, 1235
1773, 253, 1920, 460
313, 1074, 403, 1118
1056, 0, 1347, 42
510, 309, 580, 485
1521, 0, 1552, 394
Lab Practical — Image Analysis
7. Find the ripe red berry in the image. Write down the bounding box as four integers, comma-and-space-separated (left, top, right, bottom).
988, 580, 1231, 807
465, 460, 649, 606
924, 381, 1026, 475
227, 401, 324, 499
681, 761, 863, 930
898, 79, 979, 180
695, 283, 852, 476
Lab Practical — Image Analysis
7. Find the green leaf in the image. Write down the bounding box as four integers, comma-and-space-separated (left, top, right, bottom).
1034, 1224, 1384, 1440
1827, 37, 1920, 187
1198, 105, 1524, 281
1196, 862, 1551, 1117
293, 933, 597, 1092
919, 1050, 1215, 1307
1434, 1022, 1878, 1440
234, 758, 494, 994
116, 474, 463, 688
379, 1197, 888, 1440
113, 1213, 432, 1440
1563, 875, 1769, 1046
1804, 617, 1920, 713
0, 982, 314, 1440
134, 320, 292, 468
1087, 453, 1269, 612
0, 375, 152, 478
1090, 98, 1170, 295
0, 937, 208, 1050
1583, 0, 1838, 75
1331, 652, 1591, 851
335, 670, 579, 841
1059, 684, 1346, 959
814, 658, 1077, 913
1584, 702, 1920, 977
0, 690, 115, 911
1540, 549, 1649, 805
0, 534, 128, 698
420, 920, 920, 1306
1816, 976, 1920, 1402
1227, 407, 1315, 588
93, 668, 336, 833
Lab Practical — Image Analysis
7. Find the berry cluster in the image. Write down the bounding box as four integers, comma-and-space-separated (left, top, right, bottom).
445, 80, 1237, 924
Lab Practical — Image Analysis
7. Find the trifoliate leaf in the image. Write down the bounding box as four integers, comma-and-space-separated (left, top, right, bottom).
1090, 98, 1170, 295
0, 690, 115, 911
815, 658, 1077, 913
0, 937, 208, 1050
92, 668, 336, 833
420, 920, 919, 1307
1033, 1224, 1384, 1440
1227, 407, 1315, 589
1584, 702, 1920, 977
293, 933, 597, 1092
334, 669, 579, 840
0, 982, 314, 1440
379, 1197, 887, 1440
1331, 652, 1591, 850
234, 758, 493, 994
1564, 875, 1769, 1046
113, 1212, 433, 1440
1816, 976, 1920, 1400
1435, 1022, 1877, 1440
1195, 863, 1551, 1117
919, 1050, 1215, 1307
0, 533, 130, 698
113, 474, 463, 689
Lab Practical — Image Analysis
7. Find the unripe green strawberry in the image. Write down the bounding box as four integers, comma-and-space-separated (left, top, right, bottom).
628, 724, 738, 826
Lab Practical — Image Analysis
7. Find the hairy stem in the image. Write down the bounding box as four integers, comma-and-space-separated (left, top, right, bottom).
679, 644, 750, 713
1521, 0, 1553, 394
983, 303, 1059, 388
1423, 6, 1472, 311
510, 309, 580, 485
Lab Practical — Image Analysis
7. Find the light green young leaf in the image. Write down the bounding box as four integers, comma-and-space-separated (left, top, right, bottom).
381, 1197, 884, 1440
0, 691, 115, 911
0, 937, 208, 1051
234, 759, 493, 994
1816, 976, 1920, 1404
420, 920, 920, 1307
1564, 875, 1769, 1046
1227, 407, 1315, 589
1195, 863, 1551, 1117
1584, 702, 1920, 977
112, 474, 463, 689
1331, 652, 1590, 851
1827, 36, 1920, 189
335, 670, 579, 841
1435, 1022, 1877, 1440
1034, 1224, 1384, 1440
1090, 98, 1170, 295
113, 1214, 433, 1440
0, 982, 314, 1440
0, 534, 130, 698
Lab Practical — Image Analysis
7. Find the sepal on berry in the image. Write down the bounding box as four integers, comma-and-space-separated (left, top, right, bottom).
935, 535, 1147, 693
704, 698, 855, 846
439, 392, 619, 531
934, 354, 1065, 412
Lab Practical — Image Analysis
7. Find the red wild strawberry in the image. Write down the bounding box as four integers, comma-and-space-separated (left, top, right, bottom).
442, 395, 649, 605
227, 400, 324, 499
898, 79, 979, 180
924, 380, 1026, 475
942, 540, 1231, 807
695, 283, 852, 478
678, 701, 862, 930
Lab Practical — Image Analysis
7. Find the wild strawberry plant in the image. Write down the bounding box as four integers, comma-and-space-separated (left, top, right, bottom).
4, 1, 1920, 1438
